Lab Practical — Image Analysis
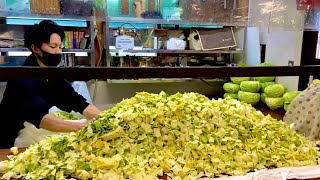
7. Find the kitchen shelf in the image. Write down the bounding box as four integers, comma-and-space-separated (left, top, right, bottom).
0, 66, 319, 81
108, 17, 248, 27
110, 49, 243, 54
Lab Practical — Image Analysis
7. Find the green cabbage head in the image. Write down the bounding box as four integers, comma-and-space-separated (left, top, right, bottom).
254, 62, 275, 82
284, 103, 291, 111
238, 91, 260, 105
223, 83, 240, 93
224, 93, 238, 99
261, 93, 267, 103
264, 84, 287, 98
283, 91, 301, 104
257, 61, 273, 66
260, 82, 276, 92
230, 77, 250, 84
240, 81, 261, 93
313, 79, 320, 85
254, 77, 275, 83
265, 97, 284, 110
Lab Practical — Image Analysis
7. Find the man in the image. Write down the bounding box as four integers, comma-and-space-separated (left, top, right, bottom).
0, 20, 101, 148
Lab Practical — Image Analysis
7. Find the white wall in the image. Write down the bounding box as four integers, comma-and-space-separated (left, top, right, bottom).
265, 30, 303, 91
249, 0, 305, 91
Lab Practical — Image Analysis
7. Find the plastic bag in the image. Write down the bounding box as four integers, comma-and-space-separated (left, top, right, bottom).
283, 81, 320, 140
14, 122, 67, 148
14, 118, 87, 148
216, 165, 320, 180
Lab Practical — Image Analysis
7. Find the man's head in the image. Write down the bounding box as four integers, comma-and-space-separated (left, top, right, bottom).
24, 20, 65, 66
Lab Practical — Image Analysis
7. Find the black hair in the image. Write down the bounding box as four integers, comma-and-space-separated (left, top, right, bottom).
24, 20, 65, 51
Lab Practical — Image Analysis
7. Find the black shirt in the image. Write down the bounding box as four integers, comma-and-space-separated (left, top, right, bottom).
0, 54, 89, 148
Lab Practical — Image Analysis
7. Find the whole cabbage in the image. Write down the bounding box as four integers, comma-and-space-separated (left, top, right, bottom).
254, 77, 275, 83
284, 103, 291, 111
264, 84, 287, 98
224, 93, 238, 99
313, 79, 320, 84
258, 61, 273, 66
283, 91, 301, 104
223, 83, 240, 93
261, 93, 267, 103
240, 81, 261, 93
260, 82, 276, 92
238, 91, 260, 105
265, 97, 284, 110
230, 77, 250, 85
254, 62, 275, 82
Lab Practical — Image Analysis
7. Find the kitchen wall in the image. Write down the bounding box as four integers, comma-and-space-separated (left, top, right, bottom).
250, 0, 305, 91
264, 30, 303, 91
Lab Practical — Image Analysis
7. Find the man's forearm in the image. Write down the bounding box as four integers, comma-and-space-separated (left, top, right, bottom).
83, 104, 102, 119
39, 114, 87, 132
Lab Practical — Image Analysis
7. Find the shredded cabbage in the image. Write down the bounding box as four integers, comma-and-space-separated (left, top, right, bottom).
0, 92, 319, 180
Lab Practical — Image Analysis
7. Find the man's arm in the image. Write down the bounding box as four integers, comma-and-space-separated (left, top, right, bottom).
40, 104, 101, 133
83, 104, 102, 120
39, 114, 88, 132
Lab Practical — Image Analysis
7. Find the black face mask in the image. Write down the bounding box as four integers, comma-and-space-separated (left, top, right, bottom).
35, 49, 62, 67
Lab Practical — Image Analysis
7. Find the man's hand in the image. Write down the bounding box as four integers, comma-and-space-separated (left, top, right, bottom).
87, 118, 96, 123
40, 114, 89, 132
83, 105, 101, 120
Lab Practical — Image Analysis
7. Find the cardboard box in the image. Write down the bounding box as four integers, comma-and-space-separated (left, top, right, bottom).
30, 0, 60, 15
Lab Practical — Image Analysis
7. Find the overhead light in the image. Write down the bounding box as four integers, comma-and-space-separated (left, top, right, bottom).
73, 52, 88, 57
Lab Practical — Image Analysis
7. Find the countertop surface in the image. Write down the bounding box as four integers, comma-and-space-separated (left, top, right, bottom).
0, 148, 26, 161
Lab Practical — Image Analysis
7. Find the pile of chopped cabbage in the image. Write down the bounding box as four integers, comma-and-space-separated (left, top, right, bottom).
1, 92, 319, 180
